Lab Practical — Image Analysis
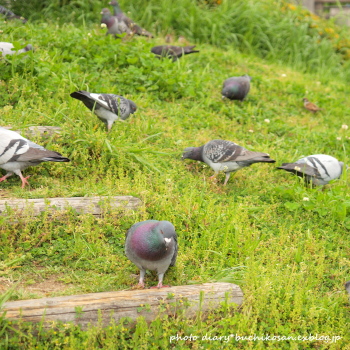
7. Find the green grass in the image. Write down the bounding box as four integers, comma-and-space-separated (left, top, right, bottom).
0, 0, 350, 349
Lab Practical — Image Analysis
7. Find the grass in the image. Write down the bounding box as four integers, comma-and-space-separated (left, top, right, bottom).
0, 0, 350, 349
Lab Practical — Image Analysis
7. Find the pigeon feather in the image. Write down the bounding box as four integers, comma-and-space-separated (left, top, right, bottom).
0, 127, 70, 188
182, 139, 275, 185
277, 154, 343, 186
125, 220, 178, 288
70, 91, 137, 132
151, 45, 199, 61
222, 75, 252, 101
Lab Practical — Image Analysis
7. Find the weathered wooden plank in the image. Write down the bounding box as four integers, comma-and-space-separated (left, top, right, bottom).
4, 126, 62, 137
3, 283, 243, 328
0, 196, 142, 217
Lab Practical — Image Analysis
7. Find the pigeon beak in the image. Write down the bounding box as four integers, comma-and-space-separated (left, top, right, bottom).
222, 95, 226, 100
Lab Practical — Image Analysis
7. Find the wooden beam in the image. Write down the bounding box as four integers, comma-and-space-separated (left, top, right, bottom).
2, 283, 243, 329
0, 196, 142, 217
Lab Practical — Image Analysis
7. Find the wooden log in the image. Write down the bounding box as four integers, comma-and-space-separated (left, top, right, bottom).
3, 283, 243, 329
0, 196, 142, 217
3, 126, 62, 137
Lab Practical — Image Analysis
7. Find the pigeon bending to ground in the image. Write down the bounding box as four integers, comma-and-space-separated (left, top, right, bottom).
0, 5, 27, 23
0, 127, 70, 188
277, 154, 344, 186
125, 220, 178, 288
151, 45, 199, 62
70, 91, 137, 132
182, 139, 276, 185
101, 4, 153, 38
109, 0, 153, 37
0, 42, 33, 57
222, 75, 252, 101
303, 98, 322, 113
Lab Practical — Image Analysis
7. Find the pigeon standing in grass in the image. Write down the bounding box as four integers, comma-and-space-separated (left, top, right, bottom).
125, 220, 178, 289
70, 91, 137, 132
151, 45, 199, 62
101, 2, 153, 38
182, 139, 276, 185
0, 42, 32, 57
0, 127, 70, 188
222, 75, 252, 101
303, 98, 322, 113
0, 5, 27, 23
277, 154, 344, 186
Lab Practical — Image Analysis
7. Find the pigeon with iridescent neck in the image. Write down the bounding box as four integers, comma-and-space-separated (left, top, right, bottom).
70, 91, 137, 132
0, 127, 70, 188
182, 139, 275, 185
125, 220, 178, 289
277, 154, 343, 186
222, 75, 252, 101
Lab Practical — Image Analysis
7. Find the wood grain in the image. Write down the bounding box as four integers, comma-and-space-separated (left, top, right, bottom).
3, 283, 243, 328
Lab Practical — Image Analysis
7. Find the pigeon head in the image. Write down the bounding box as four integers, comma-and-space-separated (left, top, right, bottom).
182, 146, 203, 161
109, 0, 119, 5
242, 74, 252, 81
101, 8, 112, 16
129, 100, 137, 114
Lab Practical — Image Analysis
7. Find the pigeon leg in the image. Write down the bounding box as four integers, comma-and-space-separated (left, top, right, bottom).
137, 269, 146, 288
150, 273, 171, 289
19, 173, 30, 188
223, 172, 231, 186
0, 172, 13, 183
209, 172, 218, 180
107, 122, 113, 133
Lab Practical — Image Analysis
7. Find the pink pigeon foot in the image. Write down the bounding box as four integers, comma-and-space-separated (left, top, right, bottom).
0, 176, 9, 183
20, 175, 31, 188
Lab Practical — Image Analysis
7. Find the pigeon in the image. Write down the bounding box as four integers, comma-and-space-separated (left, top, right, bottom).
303, 98, 322, 113
151, 45, 199, 62
101, 3, 153, 38
125, 220, 178, 288
0, 127, 70, 188
182, 139, 276, 185
345, 281, 350, 302
0, 42, 32, 57
277, 154, 344, 186
70, 91, 137, 132
222, 75, 252, 101
0, 5, 27, 23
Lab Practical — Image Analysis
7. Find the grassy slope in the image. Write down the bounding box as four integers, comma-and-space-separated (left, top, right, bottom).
0, 2, 350, 349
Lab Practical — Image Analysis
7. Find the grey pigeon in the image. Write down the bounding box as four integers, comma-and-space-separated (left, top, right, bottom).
109, 0, 153, 38
222, 75, 252, 101
0, 42, 32, 57
151, 45, 199, 62
0, 127, 70, 188
70, 91, 137, 132
101, 5, 153, 38
277, 154, 343, 186
125, 220, 178, 288
0, 5, 27, 23
182, 139, 276, 185
345, 281, 350, 303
